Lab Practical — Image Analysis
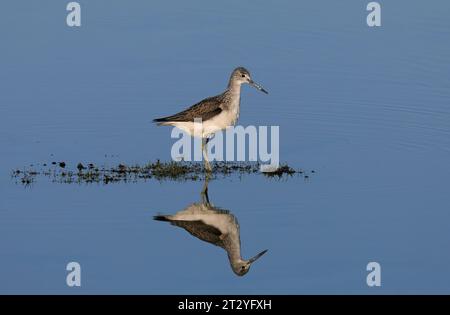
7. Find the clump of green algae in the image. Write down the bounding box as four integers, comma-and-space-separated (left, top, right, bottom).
11, 160, 314, 185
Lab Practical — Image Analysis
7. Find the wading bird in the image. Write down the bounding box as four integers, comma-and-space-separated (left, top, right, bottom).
153, 67, 268, 172
154, 178, 268, 276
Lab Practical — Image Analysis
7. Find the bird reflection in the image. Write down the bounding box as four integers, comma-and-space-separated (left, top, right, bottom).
154, 177, 268, 276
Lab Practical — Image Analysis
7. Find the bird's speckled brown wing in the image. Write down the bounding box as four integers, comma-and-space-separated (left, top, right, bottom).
153, 94, 225, 123
168, 220, 225, 247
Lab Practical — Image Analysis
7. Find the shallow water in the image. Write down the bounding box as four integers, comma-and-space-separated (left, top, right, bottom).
1, 1, 450, 293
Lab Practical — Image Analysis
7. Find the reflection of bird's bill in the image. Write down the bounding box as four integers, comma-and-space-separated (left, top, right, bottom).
248, 249, 268, 264
249, 80, 268, 94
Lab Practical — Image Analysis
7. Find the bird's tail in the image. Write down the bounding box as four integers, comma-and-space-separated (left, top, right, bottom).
152, 117, 173, 126
153, 215, 171, 222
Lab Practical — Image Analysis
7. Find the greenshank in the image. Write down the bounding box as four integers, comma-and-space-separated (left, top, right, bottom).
153, 67, 268, 172
154, 180, 268, 276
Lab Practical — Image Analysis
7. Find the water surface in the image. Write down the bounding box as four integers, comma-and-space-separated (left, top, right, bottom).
1, 1, 450, 294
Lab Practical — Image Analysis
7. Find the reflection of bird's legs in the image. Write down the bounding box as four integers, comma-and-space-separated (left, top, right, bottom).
201, 172, 211, 205
202, 137, 212, 173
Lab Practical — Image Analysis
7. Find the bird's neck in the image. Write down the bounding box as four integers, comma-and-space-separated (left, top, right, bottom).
228, 253, 244, 269
225, 236, 242, 263
227, 81, 242, 97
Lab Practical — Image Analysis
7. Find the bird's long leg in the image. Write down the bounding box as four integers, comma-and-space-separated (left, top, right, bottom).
202, 137, 212, 173
201, 172, 211, 205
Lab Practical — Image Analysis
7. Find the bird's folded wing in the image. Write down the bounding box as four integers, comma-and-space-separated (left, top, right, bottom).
169, 220, 224, 245
153, 95, 223, 123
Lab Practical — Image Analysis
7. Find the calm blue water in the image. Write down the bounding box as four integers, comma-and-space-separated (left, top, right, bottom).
1, 1, 450, 294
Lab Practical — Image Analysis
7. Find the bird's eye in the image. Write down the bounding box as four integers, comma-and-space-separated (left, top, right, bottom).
241, 266, 245, 270
241, 74, 246, 78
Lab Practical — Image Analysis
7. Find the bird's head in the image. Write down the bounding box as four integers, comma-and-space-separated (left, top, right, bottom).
230, 67, 268, 94
230, 249, 268, 276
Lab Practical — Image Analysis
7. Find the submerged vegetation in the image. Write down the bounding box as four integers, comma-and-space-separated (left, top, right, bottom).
11, 160, 315, 185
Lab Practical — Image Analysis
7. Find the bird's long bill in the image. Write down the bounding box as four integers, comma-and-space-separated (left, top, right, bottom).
248, 249, 268, 264
249, 80, 268, 94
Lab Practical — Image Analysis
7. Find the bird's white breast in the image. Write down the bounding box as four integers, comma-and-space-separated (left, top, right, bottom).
202, 95, 240, 137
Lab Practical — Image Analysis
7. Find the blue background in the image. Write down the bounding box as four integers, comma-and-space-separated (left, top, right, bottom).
1, 1, 450, 293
